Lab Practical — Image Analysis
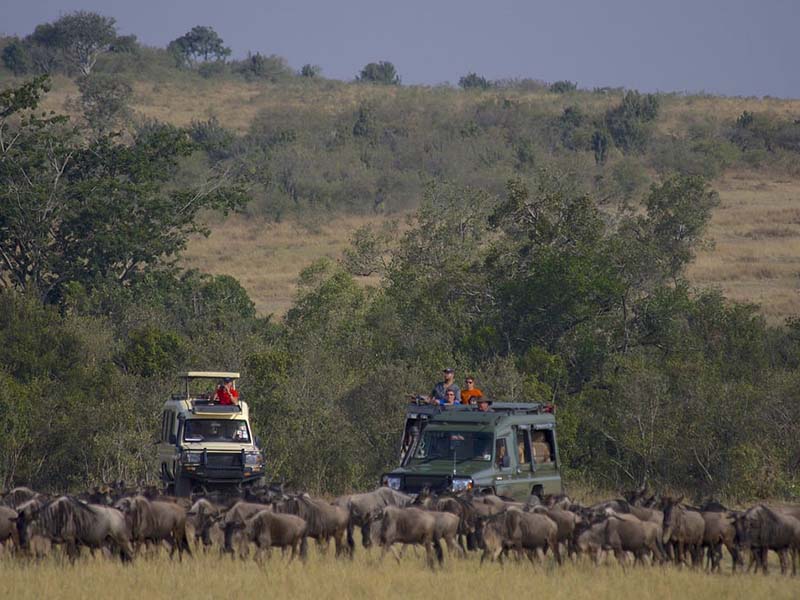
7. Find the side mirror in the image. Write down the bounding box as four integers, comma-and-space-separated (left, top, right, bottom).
169, 433, 177, 445
255, 437, 262, 448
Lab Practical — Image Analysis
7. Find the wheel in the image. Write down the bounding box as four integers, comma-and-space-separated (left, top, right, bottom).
174, 474, 193, 497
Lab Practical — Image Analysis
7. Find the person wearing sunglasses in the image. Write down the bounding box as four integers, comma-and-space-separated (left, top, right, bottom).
460, 376, 483, 405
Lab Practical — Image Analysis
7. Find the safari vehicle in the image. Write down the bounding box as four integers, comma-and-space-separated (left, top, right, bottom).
157, 371, 265, 497
382, 402, 562, 501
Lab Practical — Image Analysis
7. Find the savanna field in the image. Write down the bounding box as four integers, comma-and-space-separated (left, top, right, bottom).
5, 20, 800, 599
2, 547, 799, 600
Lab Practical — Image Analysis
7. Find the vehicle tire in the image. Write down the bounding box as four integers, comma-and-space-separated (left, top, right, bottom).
175, 474, 193, 497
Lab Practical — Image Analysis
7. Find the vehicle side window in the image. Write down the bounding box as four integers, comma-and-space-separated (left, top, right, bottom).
161, 411, 169, 442
168, 412, 177, 444
531, 429, 555, 464
515, 427, 532, 466
495, 438, 510, 469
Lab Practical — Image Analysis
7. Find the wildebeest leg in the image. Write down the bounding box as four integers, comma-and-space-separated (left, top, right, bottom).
253, 544, 264, 565
778, 548, 788, 576
551, 537, 562, 566
433, 538, 444, 567
360, 522, 372, 549
614, 547, 628, 570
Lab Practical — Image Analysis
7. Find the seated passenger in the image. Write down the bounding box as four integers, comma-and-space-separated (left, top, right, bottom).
531, 432, 552, 463
214, 377, 239, 406
460, 376, 484, 404
430, 367, 461, 405
442, 389, 458, 406
476, 399, 493, 412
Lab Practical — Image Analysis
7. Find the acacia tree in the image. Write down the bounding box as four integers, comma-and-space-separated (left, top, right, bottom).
0, 78, 249, 303
357, 61, 400, 85
49, 11, 117, 75
168, 26, 231, 68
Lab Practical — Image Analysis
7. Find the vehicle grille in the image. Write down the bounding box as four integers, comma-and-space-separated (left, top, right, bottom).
206, 453, 242, 468
402, 475, 450, 493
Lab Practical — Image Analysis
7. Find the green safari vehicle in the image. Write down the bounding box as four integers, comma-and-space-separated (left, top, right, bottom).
382, 402, 563, 501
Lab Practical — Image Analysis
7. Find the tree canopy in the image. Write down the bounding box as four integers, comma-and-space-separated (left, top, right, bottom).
0, 77, 248, 303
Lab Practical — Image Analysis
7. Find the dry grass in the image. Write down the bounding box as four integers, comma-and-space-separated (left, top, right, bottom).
3, 550, 799, 600
688, 174, 800, 323
181, 214, 393, 316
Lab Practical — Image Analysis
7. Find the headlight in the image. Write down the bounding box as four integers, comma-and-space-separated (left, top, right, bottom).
451, 477, 473, 492
383, 475, 402, 490
181, 452, 202, 465
244, 452, 263, 466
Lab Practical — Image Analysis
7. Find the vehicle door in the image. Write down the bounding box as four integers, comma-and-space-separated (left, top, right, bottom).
491, 434, 516, 498
509, 425, 535, 500
157, 409, 180, 479
531, 424, 561, 495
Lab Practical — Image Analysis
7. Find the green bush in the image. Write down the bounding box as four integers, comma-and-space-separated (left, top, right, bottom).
459, 72, 491, 90
550, 80, 577, 94
357, 61, 400, 85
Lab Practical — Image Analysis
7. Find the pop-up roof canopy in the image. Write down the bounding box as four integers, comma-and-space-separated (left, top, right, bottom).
181, 371, 240, 379
178, 372, 241, 399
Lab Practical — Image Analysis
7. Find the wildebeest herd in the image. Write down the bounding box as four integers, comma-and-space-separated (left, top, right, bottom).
1, 483, 799, 575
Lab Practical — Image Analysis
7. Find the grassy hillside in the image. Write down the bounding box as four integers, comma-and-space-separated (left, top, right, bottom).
7, 70, 800, 321
183, 175, 800, 322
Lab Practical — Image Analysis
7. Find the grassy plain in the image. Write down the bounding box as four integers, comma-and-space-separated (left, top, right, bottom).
2, 550, 798, 600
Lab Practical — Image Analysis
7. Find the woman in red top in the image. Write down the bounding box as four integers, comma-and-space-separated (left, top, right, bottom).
214, 378, 239, 405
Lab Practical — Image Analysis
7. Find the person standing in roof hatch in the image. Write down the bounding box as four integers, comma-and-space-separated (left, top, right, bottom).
460, 376, 483, 405
431, 368, 460, 405
214, 377, 239, 406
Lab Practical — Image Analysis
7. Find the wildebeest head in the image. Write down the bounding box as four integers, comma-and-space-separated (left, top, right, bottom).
661, 495, 684, 542
12, 498, 44, 550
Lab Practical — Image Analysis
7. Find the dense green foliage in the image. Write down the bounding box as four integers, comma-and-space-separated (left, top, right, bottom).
1, 12, 800, 499
168, 26, 231, 68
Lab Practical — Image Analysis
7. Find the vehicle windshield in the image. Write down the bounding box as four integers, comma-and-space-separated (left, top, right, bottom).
410, 430, 493, 463
183, 419, 250, 443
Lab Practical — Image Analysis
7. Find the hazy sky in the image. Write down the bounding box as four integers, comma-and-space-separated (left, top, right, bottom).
3, 0, 798, 97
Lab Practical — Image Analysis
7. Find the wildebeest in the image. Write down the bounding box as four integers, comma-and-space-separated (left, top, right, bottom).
221, 501, 274, 556
661, 496, 705, 567
1, 487, 43, 510
479, 508, 560, 566
534, 506, 582, 559
335, 487, 413, 549
733, 504, 800, 575
378, 506, 444, 568
15, 496, 133, 562
115, 495, 191, 559
691, 502, 739, 573
600, 512, 666, 567
0, 505, 19, 551
231, 509, 308, 562
276, 494, 351, 558
186, 498, 223, 551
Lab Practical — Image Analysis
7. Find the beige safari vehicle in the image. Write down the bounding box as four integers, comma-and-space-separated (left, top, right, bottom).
158, 371, 265, 496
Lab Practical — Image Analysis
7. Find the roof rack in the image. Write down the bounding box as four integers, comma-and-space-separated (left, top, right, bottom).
405, 402, 545, 417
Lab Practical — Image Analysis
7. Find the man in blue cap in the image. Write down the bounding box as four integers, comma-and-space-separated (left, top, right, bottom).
430, 367, 461, 405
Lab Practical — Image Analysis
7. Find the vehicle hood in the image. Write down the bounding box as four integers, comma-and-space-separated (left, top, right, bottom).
391, 460, 493, 478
